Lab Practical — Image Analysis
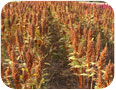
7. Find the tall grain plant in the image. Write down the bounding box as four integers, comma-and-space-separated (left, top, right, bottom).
1, 1, 114, 89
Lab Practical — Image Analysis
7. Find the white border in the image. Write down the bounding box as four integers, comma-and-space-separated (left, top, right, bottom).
0, 0, 115, 90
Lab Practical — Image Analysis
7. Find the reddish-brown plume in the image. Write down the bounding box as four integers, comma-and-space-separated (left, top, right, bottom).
86, 40, 95, 89
78, 43, 84, 58
97, 70, 102, 88
69, 15, 78, 52
10, 49, 16, 63
1, 59, 4, 79
96, 33, 101, 59
15, 30, 23, 54
36, 61, 42, 84
12, 63, 21, 89
98, 44, 107, 70
28, 25, 35, 39
88, 28, 93, 41
22, 69, 28, 83
76, 24, 82, 39
7, 42, 12, 57
83, 27, 87, 39
87, 40, 95, 63
5, 66, 11, 81
104, 60, 114, 86
25, 50, 33, 77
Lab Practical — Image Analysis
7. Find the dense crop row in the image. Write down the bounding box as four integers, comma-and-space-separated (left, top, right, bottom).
1, 1, 114, 89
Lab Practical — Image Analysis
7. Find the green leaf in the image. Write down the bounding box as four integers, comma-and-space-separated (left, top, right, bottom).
42, 73, 49, 77
86, 68, 94, 72
73, 73, 79, 76
17, 56, 20, 60
69, 52, 79, 56
71, 65, 81, 68
44, 62, 51, 66
20, 75, 23, 79
23, 63, 26, 66
68, 61, 80, 67
5, 59, 11, 62
9, 61, 12, 65
68, 56, 77, 60
90, 62, 96, 65
101, 70, 105, 73
80, 73, 88, 76
58, 37, 65, 42
68, 44, 73, 48
38, 78, 44, 88
24, 40, 29, 43
89, 72, 95, 77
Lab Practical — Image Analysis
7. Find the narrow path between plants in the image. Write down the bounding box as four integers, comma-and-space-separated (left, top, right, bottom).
43, 10, 78, 89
